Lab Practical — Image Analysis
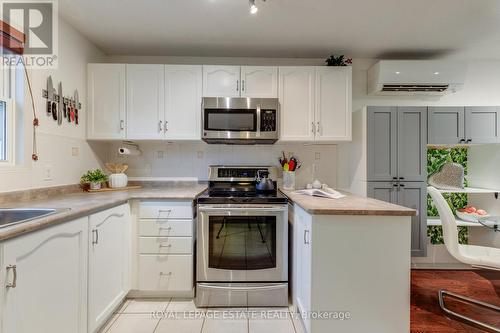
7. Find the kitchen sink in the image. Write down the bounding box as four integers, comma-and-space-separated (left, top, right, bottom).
0, 208, 63, 228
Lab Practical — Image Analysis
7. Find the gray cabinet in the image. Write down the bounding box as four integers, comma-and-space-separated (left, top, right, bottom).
367, 181, 427, 256
465, 107, 500, 144
428, 107, 464, 145
429, 106, 500, 144
367, 106, 427, 182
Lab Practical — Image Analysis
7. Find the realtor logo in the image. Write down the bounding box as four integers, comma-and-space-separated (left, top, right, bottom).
1, 0, 58, 68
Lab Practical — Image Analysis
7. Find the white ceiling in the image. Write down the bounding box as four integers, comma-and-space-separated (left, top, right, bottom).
59, 0, 500, 59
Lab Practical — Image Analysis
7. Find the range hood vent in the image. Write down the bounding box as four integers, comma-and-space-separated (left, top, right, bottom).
381, 84, 449, 93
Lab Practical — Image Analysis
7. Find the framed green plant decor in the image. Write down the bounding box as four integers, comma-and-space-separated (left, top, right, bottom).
427, 147, 469, 245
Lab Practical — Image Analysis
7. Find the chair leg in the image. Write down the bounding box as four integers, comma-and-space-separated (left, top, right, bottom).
439, 289, 500, 332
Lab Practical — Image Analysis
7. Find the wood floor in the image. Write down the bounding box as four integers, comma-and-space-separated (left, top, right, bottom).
411, 270, 500, 333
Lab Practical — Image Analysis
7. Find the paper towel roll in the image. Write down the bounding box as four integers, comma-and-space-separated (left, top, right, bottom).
118, 146, 141, 156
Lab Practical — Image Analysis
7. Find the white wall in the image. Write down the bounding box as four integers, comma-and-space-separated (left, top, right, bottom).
0, 18, 107, 193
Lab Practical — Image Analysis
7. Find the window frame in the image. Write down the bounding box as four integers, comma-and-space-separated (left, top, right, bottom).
0, 48, 17, 167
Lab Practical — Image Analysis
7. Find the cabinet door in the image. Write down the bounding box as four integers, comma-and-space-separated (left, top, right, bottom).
428, 107, 465, 144
397, 107, 427, 182
2, 218, 88, 333
294, 206, 312, 333
465, 107, 500, 144
367, 181, 398, 204
397, 182, 427, 257
87, 64, 126, 139
314, 67, 352, 141
202, 65, 240, 97
88, 204, 130, 333
164, 65, 202, 140
279, 67, 315, 141
240, 66, 278, 98
126, 64, 165, 139
367, 107, 398, 181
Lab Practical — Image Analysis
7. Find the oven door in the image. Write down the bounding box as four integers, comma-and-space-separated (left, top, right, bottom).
197, 204, 288, 282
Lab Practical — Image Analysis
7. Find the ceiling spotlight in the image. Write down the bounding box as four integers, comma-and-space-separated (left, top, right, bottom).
433, 71, 440, 75
249, 0, 258, 14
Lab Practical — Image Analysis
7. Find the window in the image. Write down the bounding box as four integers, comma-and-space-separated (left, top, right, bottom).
0, 48, 16, 165
0, 100, 6, 160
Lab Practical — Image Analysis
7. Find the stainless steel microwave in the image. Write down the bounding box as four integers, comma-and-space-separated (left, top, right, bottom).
201, 97, 279, 144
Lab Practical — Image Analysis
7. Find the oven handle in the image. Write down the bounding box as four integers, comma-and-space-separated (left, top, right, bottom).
197, 283, 286, 291
198, 206, 287, 212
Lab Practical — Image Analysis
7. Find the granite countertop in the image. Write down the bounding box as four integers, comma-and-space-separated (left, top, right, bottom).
280, 189, 416, 216
0, 183, 207, 241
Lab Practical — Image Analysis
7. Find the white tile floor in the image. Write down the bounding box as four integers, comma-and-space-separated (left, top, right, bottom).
99, 299, 302, 333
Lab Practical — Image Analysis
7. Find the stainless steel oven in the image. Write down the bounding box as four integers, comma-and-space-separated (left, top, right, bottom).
196, 203, 288, 307
201, 97, 279, 144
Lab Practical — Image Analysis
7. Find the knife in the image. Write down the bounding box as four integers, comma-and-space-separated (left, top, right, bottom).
57, 82, 63, 125
74, 90, 79, 125
47, 76, 54, 116
52, 87, 58, 121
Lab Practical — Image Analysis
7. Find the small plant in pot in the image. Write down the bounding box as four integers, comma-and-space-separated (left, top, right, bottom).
81, 169, 108, 190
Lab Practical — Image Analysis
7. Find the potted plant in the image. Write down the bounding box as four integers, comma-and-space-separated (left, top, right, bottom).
81, 169, 108, 190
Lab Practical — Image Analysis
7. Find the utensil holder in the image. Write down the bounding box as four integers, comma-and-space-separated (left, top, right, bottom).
283, 171, 296, 190
109, 173, 128, 188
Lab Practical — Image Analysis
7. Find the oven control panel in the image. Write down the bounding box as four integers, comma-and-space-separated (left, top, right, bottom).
260, 110, 277, 132
217, 168, 259, 179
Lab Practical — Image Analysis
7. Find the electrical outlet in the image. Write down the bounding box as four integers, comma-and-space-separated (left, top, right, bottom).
71, 147, 79, 157
157, 151, 164, 159
315, 152, 321, 160
44, 165, 52, 181
197, 151, 204, 159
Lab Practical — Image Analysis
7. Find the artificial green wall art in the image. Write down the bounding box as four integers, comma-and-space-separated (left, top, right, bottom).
427, 147, 469, 245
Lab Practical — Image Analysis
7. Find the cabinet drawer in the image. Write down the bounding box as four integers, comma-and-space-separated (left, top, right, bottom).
140, 201, 193, 219
139, 219, 193, 237
138, 255, 193, 291
139, 237, 192, 254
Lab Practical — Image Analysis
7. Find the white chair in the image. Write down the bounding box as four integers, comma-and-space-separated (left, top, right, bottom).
427, 186, 500, 332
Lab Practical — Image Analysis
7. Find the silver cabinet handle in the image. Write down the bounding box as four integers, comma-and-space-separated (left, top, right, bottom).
311, 122, 315, 133
160, 271, 172, 276
164, 121, 168, 132
92, 229, 99, 245
158, 226, 172, 231
316, 122, 320, 134
159, 243, 172, 248
6, 265, 17, 289
303, 229, 310, 245
120, 120, 125, 130
158, 120, 163, 132
236, 80, 239, 92
242, 80, 245, 92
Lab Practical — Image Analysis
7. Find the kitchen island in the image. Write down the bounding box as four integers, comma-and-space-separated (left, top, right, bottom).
281, 189, 416, 333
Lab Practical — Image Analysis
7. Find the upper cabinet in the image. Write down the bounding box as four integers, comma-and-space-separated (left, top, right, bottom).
279, 66, 352, 142
87, 64, 126, 140
202, 65, 278, 98
279, 67, 316, 141
428, 106, 500, 144
202, 66, 241, 97
240, 66, 278, 98
314, 67, 352, 141
126, 65, 165, 140
165, 65, 203, 140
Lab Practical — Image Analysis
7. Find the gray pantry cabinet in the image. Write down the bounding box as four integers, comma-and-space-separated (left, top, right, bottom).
428, 106, 500, 144
366, 106, 428, 256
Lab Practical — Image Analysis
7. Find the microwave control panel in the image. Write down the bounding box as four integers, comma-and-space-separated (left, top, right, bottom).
260, 110, 277, 132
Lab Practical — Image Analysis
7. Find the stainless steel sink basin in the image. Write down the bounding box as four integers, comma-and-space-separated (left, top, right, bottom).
0, 208, 62, 228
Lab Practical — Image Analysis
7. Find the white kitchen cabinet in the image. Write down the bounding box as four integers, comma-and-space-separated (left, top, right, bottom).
291, 205, 312, 333
314, 67, 352, 141
126, 64, 165, 140
87, 64, 126, 139
240, 66, 278, 98
202, 65, 241, 97
165, 65, 202, 139
1, 217, 88, 333
88, 204, 131, 333
279, 67, 316, 141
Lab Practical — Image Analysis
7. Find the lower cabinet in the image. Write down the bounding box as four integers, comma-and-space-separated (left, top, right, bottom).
290, 204, 312, 333
88, 204, 131, 333
1, 217, 89, 333
136, 201, 194, 296
367, 181, 427, 256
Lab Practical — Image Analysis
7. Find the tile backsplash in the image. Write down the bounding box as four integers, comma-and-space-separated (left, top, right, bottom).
102, 142, 338, 189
